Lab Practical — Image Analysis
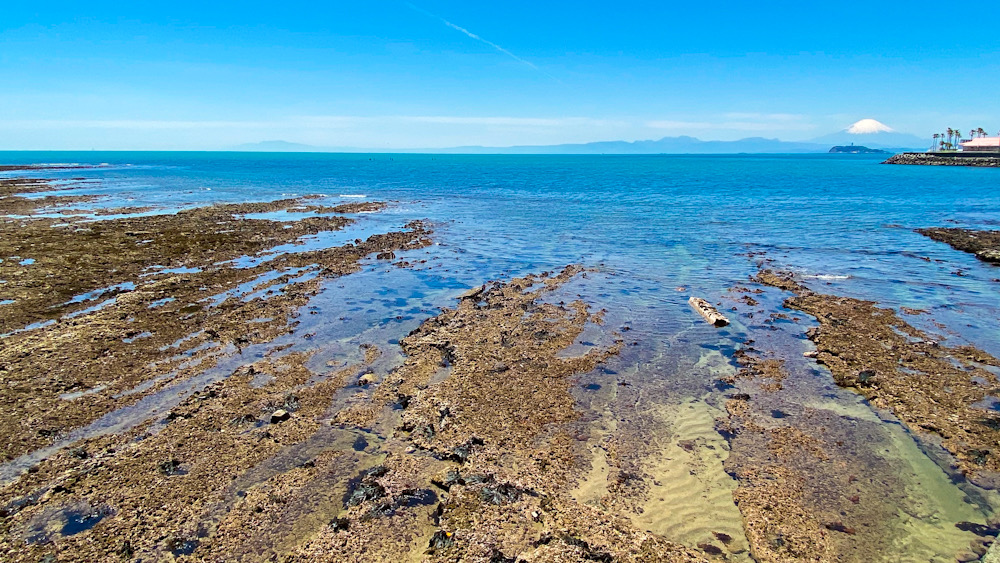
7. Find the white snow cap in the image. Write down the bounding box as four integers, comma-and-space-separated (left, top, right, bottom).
846, 119, 895, 134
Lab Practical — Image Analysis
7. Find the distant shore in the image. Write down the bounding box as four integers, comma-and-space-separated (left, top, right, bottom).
884, 152, 1000, 167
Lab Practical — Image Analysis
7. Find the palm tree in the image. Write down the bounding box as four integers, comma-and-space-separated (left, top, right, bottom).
947, 128, 954, 149
932, 133, 940, 150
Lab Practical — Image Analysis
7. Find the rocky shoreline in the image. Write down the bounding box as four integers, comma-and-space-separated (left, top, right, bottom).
0, 173, 716, 561
756, 270, 1000, 487
918, 227, 1000, 264
883, 153, 1000, 167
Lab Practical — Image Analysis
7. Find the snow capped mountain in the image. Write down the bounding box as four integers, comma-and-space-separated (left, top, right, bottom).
846, 119, 894, 134
810, 119, 926, 150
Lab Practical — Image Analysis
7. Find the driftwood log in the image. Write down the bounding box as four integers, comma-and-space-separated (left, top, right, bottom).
688, 296, 730, 327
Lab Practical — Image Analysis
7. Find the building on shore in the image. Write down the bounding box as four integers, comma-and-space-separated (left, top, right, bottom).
960, 137, 1000, 152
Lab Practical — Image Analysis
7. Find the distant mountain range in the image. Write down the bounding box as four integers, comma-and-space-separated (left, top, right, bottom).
229, 119, 928, 154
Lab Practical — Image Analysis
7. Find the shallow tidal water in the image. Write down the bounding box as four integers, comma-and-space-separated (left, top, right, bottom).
3, 151, 1000, 560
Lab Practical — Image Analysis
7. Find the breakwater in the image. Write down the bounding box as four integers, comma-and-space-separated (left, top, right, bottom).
884, 152, 1000, 167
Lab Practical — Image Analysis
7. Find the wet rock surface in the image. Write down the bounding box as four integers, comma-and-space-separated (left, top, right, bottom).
720, 349, 911, 562
304, 267, 708, 561
6, 167, 999, 561
918, 227, 1000, 265
0, 177, 431, 464
715, 274, 999, 562
756, 269, 1000, 487
0, 218, 708, 563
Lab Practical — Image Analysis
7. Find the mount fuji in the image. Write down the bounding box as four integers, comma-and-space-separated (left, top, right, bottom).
809, 119, 927, 150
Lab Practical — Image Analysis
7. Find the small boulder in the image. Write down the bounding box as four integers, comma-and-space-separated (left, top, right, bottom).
976, 249, 1000, 263
270, 409, 291, 424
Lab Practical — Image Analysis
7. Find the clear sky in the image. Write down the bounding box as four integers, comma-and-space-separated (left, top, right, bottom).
2, 1, 998, 149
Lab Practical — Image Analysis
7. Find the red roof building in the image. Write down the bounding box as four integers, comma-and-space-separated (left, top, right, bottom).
960, 137, 1000, 152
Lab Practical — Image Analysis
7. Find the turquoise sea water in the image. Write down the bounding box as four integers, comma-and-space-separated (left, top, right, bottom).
4, 152, 1000, 557
4, 151, 999, 353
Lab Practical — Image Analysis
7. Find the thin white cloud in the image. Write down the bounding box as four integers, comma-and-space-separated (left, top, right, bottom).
405, 2, 556, 79
0, 120, 274, 130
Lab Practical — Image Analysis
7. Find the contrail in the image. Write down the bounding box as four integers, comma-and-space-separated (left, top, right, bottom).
405, 2, 554, 78
438, 19, 539, 70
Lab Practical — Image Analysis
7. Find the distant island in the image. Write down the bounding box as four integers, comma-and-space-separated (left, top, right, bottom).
828, 145, 889, 154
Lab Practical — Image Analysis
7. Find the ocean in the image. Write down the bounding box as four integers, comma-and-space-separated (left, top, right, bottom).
4, 151, 998, 349
3, 151, 1000, 559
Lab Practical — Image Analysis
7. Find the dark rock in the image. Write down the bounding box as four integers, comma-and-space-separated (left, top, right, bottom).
428, 530, 455, 550
825, 521, 856, 535
329, 517, 350, 532
480, 483, 521, 505
344, 466, 388, 508
488, 550, 517, 563
166, 538, 199, 556
158, 459, 182, 476
697, 542, 724, 555
269, 409, 290, 424
956, 521, 999, 536
119, 541, 134, 558
857, 370, 876, 387
712, 531, 733, 544
352, 436, 369, 451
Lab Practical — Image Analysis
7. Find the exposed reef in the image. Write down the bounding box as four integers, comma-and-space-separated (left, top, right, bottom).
918, 227, 1000, 264
756, 269, 1000, 488
0, 266, 709, 561
0, 178, 431, 465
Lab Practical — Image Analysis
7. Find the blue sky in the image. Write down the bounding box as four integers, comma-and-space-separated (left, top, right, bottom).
1, 1, 998, 149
